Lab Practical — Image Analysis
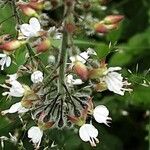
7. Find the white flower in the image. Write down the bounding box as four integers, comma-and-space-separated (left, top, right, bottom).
20, 17, 41, 38
104, 67, 131, 95
28, 126, 43, 148
79, 124, 99, 147
0, 54, 11, 70
31, 70, 43, 83
69, 51, 89, 64
1, 102, 28, 115
93, 105, 112, 126
2, 80, 25, 97
66, 74, 83, 86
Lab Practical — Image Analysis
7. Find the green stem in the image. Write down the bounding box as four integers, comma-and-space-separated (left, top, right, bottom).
58, 30, 68, 94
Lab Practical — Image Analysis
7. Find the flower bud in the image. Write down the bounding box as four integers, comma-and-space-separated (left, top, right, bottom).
94, 23, 118, 33
36, 39, 51, 53
18, 4, 38, 17
89, 67, 107, 79
104, 15, 124, 24
65, 23, 76, 33
0, 40, 25, 51
106, 23, 118, 30
29, 1, 44, 10
73, 61, 88, 81
94, 23, 108, 33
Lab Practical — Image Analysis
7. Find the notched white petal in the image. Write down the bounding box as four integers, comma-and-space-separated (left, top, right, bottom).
93, 105, 112, 126
79, 124, 99, 147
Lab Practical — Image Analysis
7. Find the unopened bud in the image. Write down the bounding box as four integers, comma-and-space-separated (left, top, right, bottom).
94, 22, 118, 33
94, 23, 108, 33
65, 23, 76, 33
73, 61, 88, 81
29, 1, 44, 10
18, 4, 38, 17
106, 23, 118, 30
0, 40, 25, 51
104, 15, 124, 24
36, 39, 51, 53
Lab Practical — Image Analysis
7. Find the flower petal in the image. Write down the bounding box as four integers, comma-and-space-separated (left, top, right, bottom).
93, 105, 111, 125
20, 24, 33, 37
94, 105, 109, 117
31, 70, 43, 83
29, 17, 41, 33
28, 126, 43, 144
107, 67, 122, 72
8, 102, 22, 113
79, 124, 98, 142
9, 80, 25, 97
0, 54, 6, 58
5, 56, 11, 67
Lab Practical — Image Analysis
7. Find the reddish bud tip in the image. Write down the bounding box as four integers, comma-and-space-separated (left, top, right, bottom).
73, 61, 88, 81
36, 39, 51, 53
0, 40, 25, 51
18, 4, 38, 17
29, 1, 44, 10
94, 23, 108, 33
65, 23, 76, 33
104, 15, 124, 24
94, 22, 119, 33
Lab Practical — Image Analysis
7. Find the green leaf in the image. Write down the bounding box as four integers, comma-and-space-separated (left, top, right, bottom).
95, 43, 110, 59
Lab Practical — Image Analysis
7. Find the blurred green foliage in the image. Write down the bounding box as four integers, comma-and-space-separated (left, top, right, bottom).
0, 0, 150, 150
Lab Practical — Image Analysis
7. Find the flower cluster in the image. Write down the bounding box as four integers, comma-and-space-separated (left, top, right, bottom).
0, 0, 132, 149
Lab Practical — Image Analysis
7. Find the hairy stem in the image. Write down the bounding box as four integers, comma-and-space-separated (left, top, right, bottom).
58, 30, 68, 94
